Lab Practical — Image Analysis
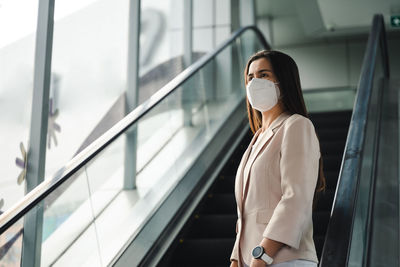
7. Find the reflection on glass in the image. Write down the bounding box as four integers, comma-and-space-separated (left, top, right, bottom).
80, 30, 264, 265
0, 218, 23, 267
44, 0, 129, 179
138, 0, 185, 106
0, 28, 266, 266
41, 170, 102, 266
0, 0, 39, 213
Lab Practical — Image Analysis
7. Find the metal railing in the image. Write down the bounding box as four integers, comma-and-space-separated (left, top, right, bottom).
320, 14, 390, 266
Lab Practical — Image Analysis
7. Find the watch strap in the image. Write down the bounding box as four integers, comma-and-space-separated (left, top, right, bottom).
260, 252, 273, 265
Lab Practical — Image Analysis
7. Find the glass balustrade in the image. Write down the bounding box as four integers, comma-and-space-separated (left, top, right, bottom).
0, 0, 39, 215
0, 28, 265, 266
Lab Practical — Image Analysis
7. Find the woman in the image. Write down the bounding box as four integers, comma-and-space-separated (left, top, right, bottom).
230, 50, 325, 267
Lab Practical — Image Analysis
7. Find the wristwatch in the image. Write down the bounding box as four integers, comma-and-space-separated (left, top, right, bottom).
251, 245, 274, 265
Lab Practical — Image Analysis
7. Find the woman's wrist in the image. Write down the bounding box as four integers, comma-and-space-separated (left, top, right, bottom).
259, 238, 284, 258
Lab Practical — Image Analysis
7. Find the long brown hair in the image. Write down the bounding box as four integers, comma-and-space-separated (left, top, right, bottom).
244, 50, 326, 207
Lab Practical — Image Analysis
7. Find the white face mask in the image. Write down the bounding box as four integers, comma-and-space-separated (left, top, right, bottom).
246, 78, 281, 112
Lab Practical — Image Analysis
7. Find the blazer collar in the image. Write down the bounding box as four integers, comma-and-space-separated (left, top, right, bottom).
238, 111, 291, 212
254, 110, 291, 137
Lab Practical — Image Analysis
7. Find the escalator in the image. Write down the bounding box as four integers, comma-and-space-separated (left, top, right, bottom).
0, 14, 398, 267
124, 14, 399, 267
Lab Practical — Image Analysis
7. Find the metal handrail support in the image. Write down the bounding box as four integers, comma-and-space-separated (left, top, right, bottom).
320, 14, 389, 266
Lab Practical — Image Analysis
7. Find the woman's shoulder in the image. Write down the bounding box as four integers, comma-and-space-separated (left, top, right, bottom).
270, 112, 316, 137
283, 113, 316, 133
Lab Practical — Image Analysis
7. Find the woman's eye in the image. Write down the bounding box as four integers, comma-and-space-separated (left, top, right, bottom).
248, 77, 253, 81
261, 73, 267, 78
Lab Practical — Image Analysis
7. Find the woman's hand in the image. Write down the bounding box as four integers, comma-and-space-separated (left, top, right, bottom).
250, 258, 267, 267
230, 260, 238, 267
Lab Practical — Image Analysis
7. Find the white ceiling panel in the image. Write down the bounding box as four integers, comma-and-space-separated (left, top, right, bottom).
318, 0, 400, 30
256, 0, 400, 47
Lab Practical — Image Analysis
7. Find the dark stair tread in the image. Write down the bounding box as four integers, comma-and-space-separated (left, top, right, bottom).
315, 189, 335, 212
170, 238, 235, 265
313, 120, 351, 129
322, 155, 342, 171
324, 171, 339, 190
309, 110, 352, 119
168, 266, 228, 267
315, 128, 349, 141
220, 161, 241, 176
320, 140, 346, 155
313, 235, 325, 259
213, 176, 236, 194
313, 211, 330, 236
311, 111, 352, 126
185, 214, 237, 238
202, 193, 236, 214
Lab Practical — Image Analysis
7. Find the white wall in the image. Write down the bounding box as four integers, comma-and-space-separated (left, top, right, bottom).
257, 11, 400, 90
279, 36, 400, 90
280, 41, 364, 89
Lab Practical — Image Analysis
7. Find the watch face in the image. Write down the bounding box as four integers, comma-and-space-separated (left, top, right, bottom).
252, 246, 263, 258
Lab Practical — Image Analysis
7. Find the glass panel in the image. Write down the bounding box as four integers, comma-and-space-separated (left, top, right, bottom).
0, 170, 102, 266
44, 0, 129, 179
81, 30, 264, 265
0, 29, 266, 265
138, 0, 185, 107
41, 170, 102, 266
0, 217, 23, 266
0, 0, 38, 211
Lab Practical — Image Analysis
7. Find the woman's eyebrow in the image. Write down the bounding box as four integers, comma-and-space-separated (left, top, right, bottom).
257, 69, 272, 73
247, 69, 273, 76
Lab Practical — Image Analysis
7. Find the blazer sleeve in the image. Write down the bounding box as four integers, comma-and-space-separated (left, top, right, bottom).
262, 116, 320, 249
230, 219, 239, 262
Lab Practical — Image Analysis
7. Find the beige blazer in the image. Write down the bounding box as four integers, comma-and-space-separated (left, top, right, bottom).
230, 111, 320, 266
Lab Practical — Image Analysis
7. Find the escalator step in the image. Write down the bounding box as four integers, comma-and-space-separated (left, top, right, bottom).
314, 120, 351, 130
202, 193, 236, 214
309, 110, 352, 120
170, 238, 235, 265
315, 128, 349, 141
185, 214, 237, 238
313, 235, 325, 259
230, 147, 248, 161
213, 176, 236, 194
322, 155, 342, 171
324, 170, 339, 190
220, 161, 241, 176
315, 189, 335, 212
311, 112, 352, 127
313, 211, 330, 236
320, 140, 346, 155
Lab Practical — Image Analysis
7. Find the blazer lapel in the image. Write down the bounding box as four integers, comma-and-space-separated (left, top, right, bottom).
242, 112, 291, 202
235, 130, 261, 214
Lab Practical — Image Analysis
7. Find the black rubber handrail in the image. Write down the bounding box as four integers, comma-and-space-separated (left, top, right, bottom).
320, 14, 389, 266
0, 26, 270, 234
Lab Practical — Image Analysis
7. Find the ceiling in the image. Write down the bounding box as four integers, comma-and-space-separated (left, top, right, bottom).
255, 0, 400, 46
